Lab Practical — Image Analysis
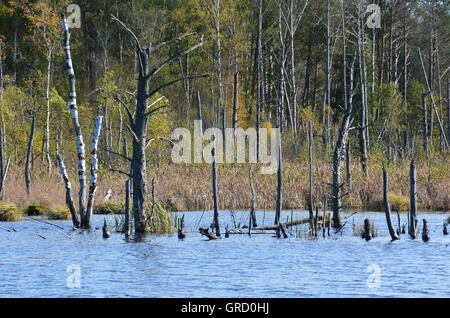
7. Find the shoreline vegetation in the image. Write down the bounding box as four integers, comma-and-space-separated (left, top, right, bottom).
1, 150, 448, 221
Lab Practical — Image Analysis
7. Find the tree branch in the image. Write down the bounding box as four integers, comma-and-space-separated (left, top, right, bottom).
100, 146, 132, 162
146, 75, 210, 100
113, 94, 134, 125
145, 35, 204, 80
148, 32, 198, 54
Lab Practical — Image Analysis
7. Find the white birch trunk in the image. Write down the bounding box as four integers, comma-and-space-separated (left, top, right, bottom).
62, 14, 88, 227
85, 116, 103, 228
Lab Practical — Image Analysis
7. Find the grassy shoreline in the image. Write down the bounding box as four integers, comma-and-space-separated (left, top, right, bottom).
2, 153, 448, 215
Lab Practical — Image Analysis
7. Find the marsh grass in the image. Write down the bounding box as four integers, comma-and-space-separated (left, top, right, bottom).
2, 151, 448, 215
94, 201, 125, 215
368, 192, 409, 212
352, 220, 378, 238
46, 206, 71, 220
25, 204, 46, 216
0, 201, 22, 222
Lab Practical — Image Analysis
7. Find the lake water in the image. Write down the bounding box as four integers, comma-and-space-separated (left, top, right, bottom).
0, 211, 449, 298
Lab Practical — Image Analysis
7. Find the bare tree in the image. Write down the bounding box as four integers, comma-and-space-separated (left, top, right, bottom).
111, 15, 207, 233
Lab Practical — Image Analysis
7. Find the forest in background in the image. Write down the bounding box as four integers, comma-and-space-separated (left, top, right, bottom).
0, 0, 448, 216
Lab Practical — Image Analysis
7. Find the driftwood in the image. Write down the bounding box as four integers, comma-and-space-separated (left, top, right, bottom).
25, 216, 65, 230
199, 227, 219, 240
227, 229, 273, 235
422, 219, 430, 242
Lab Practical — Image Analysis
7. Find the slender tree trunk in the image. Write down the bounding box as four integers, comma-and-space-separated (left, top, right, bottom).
124, 179, 131, 237
44, 47, 53, 174
308, 121, 313, 220
409, 160, 418, 239
248, 165, 257, 227
56, 153, 80, 228
275, 128, 282, 225
212, 147, 220, 236
422, 90, 429, 156
25, 113, 35, 196
382, 164, 400, 240
85, 116, 103, 229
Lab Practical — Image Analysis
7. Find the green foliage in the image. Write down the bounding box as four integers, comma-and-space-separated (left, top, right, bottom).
46, 206, 71, 220
0, 201, 22, 222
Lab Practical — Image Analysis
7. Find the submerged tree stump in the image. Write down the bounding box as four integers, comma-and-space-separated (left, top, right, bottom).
362, 219, 372, 241
422, 219, 430, 242
103, 218, 111, 239
199, 227, 219, 240
178, 214, 186, 239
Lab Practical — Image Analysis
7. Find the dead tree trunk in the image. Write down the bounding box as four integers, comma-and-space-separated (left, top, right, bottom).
248, 165, 258, 227
422, 90, 429, 156
275, 128, 282, 225
422, 219, 430, 242
212, 147, 221, 236
308, 121, 313, 222
112, 15, 205, 233
85, 116, 103, 229
62, 14, 88, 226
56, 153, 79, 228
382, 164, 400, 240
25, 113, 35, 196
44, 46, 53, 175
124, 179, 131, 237
362, 219, 372, 241
409, 159, 418, 239
419, 49, 448, 148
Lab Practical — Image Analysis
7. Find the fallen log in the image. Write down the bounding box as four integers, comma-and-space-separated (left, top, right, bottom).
227, 229, 273, 235
199, 227, 219, 240
253, 216, 323, 231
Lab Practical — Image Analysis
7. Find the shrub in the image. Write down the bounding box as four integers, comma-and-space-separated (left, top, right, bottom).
0, 201, 22, 222
368, 192, 409, 212
47, 206, 71, 220
25, 204, 46, 216
94, 201, 125, 215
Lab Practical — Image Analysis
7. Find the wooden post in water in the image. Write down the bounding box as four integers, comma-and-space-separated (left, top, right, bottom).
382, 164, 400, 241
